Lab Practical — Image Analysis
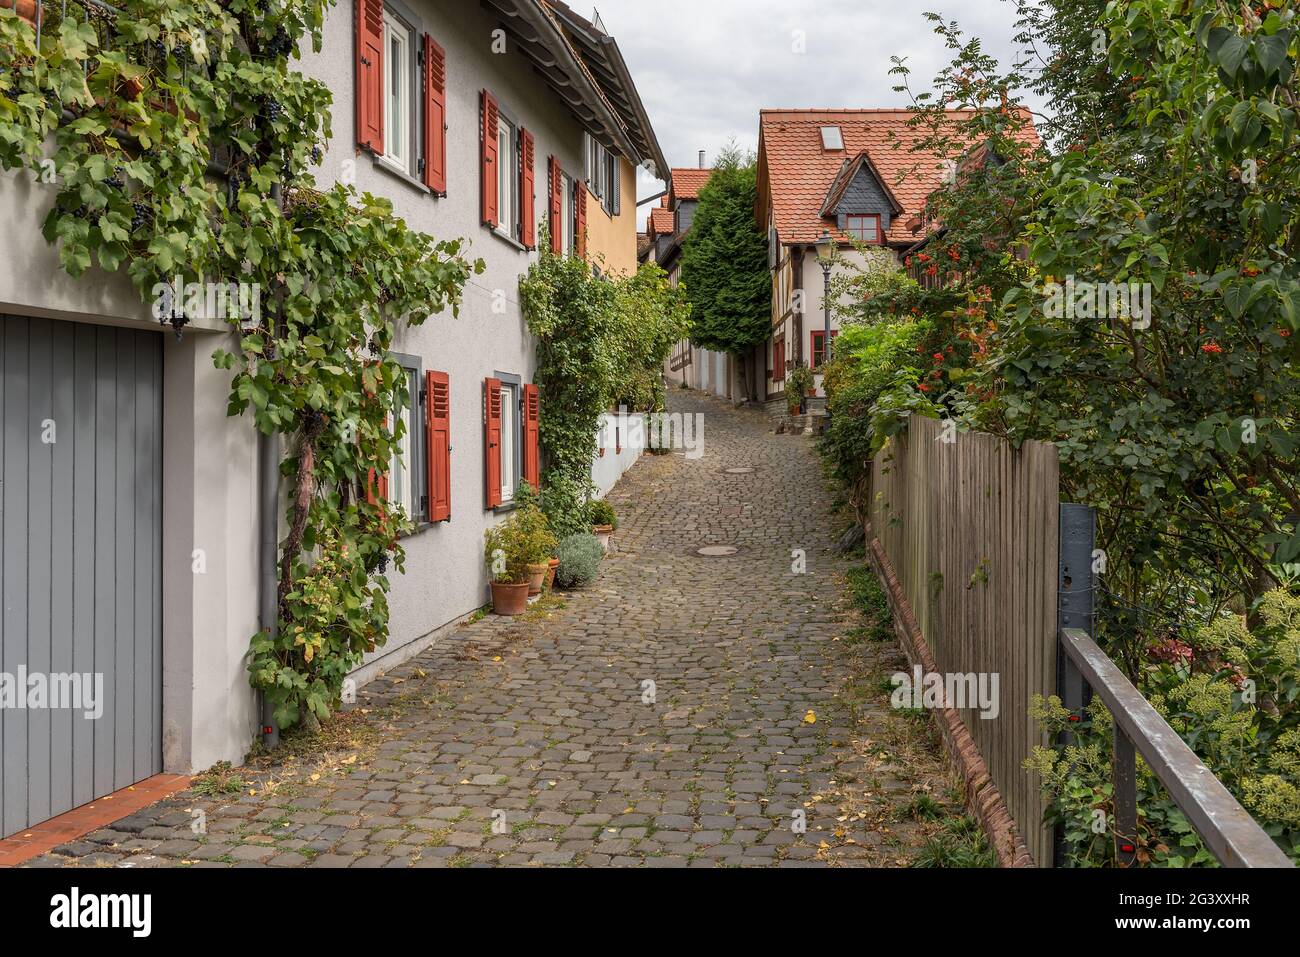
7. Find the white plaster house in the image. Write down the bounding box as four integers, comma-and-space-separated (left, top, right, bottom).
0, 0, 663, 838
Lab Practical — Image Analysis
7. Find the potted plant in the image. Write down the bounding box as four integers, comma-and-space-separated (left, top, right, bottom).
520, 503, 558, 596
589, 498, 618, 554
787, 363, 814, 417
484, 510, 541, 615
10, 0, 40, 26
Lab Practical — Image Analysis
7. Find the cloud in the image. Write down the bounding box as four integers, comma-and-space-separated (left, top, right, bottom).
589, 0, 1045, 228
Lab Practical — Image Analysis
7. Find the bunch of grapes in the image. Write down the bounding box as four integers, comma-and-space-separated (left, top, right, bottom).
131, 201, 153, 231
265, 27, 294, 60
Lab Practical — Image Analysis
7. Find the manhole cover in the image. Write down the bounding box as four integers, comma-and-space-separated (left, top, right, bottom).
723, 466, 755, 474
696, 545, 740, 557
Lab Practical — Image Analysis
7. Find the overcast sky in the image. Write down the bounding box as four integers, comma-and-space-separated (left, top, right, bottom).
588, 0, 1043, 228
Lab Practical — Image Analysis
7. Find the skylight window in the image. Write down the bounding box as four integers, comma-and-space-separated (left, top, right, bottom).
820, 126, 844, 150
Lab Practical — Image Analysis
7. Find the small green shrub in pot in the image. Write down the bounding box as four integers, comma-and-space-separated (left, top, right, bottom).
483, 513, 530, 584
555, 533, 604, 589
589, 498, 618, 531
786, 362, 814, 415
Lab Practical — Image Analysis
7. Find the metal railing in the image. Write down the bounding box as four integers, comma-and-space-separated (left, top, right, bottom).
1058, 627, 1293, 868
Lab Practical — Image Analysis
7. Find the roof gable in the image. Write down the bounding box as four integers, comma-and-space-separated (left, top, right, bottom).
757, 108, 1038, 247
818, 151, 903, 218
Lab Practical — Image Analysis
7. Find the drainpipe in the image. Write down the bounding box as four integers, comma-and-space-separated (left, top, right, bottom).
791, 244, 804, 365
259, 182, 283, 749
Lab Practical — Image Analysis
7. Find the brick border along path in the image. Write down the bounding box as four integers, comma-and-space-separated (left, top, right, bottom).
30, 391, 957, 869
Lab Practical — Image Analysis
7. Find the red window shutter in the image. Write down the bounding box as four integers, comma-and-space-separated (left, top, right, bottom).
548, 156, 563, 254
366, 467, 389, 505
425, 370, 451, 522
480, 90, 499, 227
575, 180, 588, 259
483, 377, 502, 508
366, 414, 390, 505
520, 128, 536, 249
355, 0, 384, 155
522, 384, 540, 491
422, 34, 447, 194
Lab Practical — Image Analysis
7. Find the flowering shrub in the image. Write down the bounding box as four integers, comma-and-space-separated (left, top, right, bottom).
1026, 589, 1300, 865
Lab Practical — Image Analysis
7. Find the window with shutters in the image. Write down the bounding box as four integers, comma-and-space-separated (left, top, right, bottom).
357, 1, 446, 195
499, 380, 517, 502
583, 133, 621, 217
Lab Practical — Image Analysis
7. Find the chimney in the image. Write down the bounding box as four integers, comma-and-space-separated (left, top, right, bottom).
698, 150, 706, 168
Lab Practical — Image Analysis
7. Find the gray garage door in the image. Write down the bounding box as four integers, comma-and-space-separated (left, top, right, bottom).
1, 315, 162, 838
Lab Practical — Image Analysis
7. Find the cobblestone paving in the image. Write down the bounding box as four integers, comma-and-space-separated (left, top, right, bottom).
32, 391, 960, 869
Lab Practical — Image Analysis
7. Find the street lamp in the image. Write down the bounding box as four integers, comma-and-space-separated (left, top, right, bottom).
814, 229, 835, 420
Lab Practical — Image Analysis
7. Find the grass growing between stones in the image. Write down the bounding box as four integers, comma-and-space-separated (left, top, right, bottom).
830, 559, 997, 867
911, 815, 998, 868
190, 761, 245, 797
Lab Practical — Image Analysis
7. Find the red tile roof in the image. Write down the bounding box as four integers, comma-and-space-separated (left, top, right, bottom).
670, 168, 712, 202
649, 207, 675, 237
758, 108, 1038, 247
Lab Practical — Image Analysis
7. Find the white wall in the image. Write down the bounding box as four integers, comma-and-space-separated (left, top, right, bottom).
301, 0, 592, 672
591, 412, 646, 498
0, 0, 618, 774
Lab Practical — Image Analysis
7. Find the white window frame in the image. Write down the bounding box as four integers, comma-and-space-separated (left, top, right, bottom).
499, 381, 517, 502
561, 172, 574, 254
382, 10, 415, 175
388, 362, 424, 525
497, 114, 519, 241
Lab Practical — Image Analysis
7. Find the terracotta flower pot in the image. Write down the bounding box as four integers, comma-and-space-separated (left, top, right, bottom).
490, 581, 529, 616
593, 524, 613, 554
526, 562, 549, 596
545, 557, 560, 590
12, 0, 40, 26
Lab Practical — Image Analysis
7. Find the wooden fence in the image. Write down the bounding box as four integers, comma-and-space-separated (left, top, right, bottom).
868, 415, 1060, 864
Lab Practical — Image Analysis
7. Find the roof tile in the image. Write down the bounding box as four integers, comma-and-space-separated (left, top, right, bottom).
758, 108, 1038, 246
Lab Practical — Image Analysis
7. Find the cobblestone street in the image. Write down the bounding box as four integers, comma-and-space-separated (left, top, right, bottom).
31, 391, 961, 869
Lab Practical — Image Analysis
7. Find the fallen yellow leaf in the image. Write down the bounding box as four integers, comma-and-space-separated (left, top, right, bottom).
804, 711, 816, 724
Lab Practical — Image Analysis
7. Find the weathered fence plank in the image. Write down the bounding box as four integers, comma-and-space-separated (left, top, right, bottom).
868, 416, 1060, 864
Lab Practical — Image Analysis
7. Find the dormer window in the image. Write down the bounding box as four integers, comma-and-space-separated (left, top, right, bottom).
845, 214, 881, 243
820, 126, 844, 150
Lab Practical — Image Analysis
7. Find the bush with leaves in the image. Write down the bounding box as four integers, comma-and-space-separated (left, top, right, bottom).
588, 498, 617, 530
0, 2, 480, 729
678, 143, 769, 395
555, 533, 603, 590
1025, 588, 1300, 865
484, 504, 557, 584
519, 233, 689, 538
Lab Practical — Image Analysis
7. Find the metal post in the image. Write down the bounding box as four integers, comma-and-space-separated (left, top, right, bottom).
821, 261, 831, 422
1055, 502, 1097, 865
259, 181, 284, 750
1057, 503, 1096, 715
1113, 725, 1138, 866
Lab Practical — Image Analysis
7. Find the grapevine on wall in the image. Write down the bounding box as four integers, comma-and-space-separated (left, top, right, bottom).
0, 0, 482, 729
